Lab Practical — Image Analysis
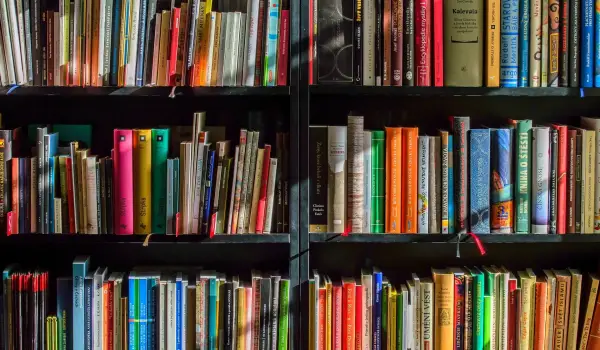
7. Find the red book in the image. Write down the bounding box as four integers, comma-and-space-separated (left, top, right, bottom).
6, 211, 13, 235
103, 281, 113, 349
11, 158, 18, 232
552, 124, 568, 233
342, 279, 356, 350
433, 0, 443, 86
507, 277, 518, 350
355, 285, 363, 350
168, 8, 181, 86
255, 145, 272, 233
333, 284, 343, 350
391, 0, 403, 86
113, 130, 134, 235
277, 9, 289, 86
415, 0, 431, 86
65, 157, 76, 233
318, 288, 326, 350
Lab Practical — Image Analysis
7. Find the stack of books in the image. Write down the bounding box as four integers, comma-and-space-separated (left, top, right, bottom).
309, 267, 596, 350
309, 115, 600, 234
0, 0, 289, 86
1, 257, 291, 349
1, 112, 289, 235
312, 0, 597, 87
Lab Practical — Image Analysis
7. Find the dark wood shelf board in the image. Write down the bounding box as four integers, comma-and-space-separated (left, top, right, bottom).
1, 233, 290, 244
310, 233, 600, 244
0, 86, 290, 97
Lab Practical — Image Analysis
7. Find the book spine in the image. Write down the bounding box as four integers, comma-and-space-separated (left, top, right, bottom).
558, 0, 569, 86
328, 126, 347, 233
263, 0, 279, 86
143, 0, 158, 84
134, 0, 147, 86
515, 120, 532, 232
364, 0, 376, 85
110, 0, 122, 85
255, 145, 271, 233
363, 132, 372, 232
532, 127, 551, 233
454, 275, 465, 350
202, 151, 216, 235
85, 276, 93, 350
486, 0, 500, 86
566, 274, 581, 350
542, 0, 550, 85
434, 273, 454, 350
583, 130, 595, 233
278, 280, 290, 350
491, 129, 513, 233
579, 278, 598, 350
417, 137, 429, 233
415, 0, 430, 86
582, 0, 593, 86
375, 0, 383, 85
371, 131, 385, 233
244, 0, 260, 86
73, 259, 88, 350
401, 128, 418, 233
569, 0, 579, 86
277, 9, 289, 86
403, 0, 414, 85
550, 129, 559, 233
530, 0, 542, 86
168, 8, 181, 86
383, 0, 391, 86
555, 126, 568, 233
453, 117, 470, 233
567, 131, 576, 232
554, 276, 571, 350
575, 133, 583, 232
254, 0, 266, 86
264, 159, 278, 234
500, 0, 519, 87
390, 0, 402, 86
464, 277, 473, 350
373, 272, 383, 350
151, 129, 169, 233
433, 0, 442, 86
549, 0, 560, 86
309, 127, 328, 232
469, 129, 491, 233
354, 0, 363, 84
114, 130, 134, 235
133, 130, 151, 234
429, 137, 441, 233
448, 136, 454, 233
347, 116, 365, 233
440, 132, 449, 233
518, 0, 529, 86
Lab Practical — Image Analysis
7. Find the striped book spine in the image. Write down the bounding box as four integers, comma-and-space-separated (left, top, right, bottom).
372, 131, 385, 233
417, 136, 429, 233
518, 0, 529, 86
500, 0, 519, 87
491, 129, 514, 233
469, 129, 491, 233
532, 127, 550, 233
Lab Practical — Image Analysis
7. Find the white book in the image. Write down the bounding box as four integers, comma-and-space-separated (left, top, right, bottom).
347, 116, 364, 232
191, 143, 206, 233
363, 131, 372, 233
541, 0, 549, 86
167, 278, 177, 350
15, 0, 27, 82
236, 14, 246, 85
263, 158, 278, 234
53, 12, 59, 84
531, 127, 550, 233
418, 136, 429, 233
406, 281, 415, 350
23, 0, 32, 83
8, 0, 24, 83
0, 0, 15, 84
243, 0, 259, 86
86, 156, 99, 234
580, 117, 600, 233
227, 146, 240, 233
361, 270, 372, 350
412, 274, 421, 350
0, 13, 8, 84
217, 12, 228, 87
222, 12, 235, 86
158, 280, 166, 350
362, 0, 376, 86
97, 0, 107, 85
93, 268, 107, 350
126, 0, 141, 86
227, 12, 241, 86
205, 12, 217, 85
529, 0, 542, 86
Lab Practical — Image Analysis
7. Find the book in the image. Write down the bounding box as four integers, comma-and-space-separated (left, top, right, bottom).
532, 127, 550, 233
452, 117, 469, 234
469, 129, 490, 234
328, 126, 347, 233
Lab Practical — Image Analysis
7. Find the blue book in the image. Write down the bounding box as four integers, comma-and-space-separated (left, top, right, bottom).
110, 0, 123, 85
135, 0, 149, 86
57, 277, 73, 350
84, 273, 93, 350
448, 135, 455, 234
208, 276, 217, 350
596, 1, 600, 86
500, 0, 519, 87
263, 0, 280, 86
202, 151, 216, 234
518, 0, 529, 86
491, 129, 514, 233
44, 133, 58, 233
147, 277, 158, 350
469, 129, 491, 233
138, 275, 148, 350
129, 272, 137, 350
372, 269, 383, 350
176, 273, 183, 350
583, 0, 594, 86
72, 256, 89, 350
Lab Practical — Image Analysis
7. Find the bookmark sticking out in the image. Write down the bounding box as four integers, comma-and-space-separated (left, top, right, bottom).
142, 234, 154, 247
175, 213, 181, 237
209, 213, 217, 238
468, 232, 486, 256
169, 87, 177, 99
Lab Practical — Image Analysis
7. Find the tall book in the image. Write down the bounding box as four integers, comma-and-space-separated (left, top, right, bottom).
566, 269, 582, 350
532, 127, 550, 233
414, 0, 430, 86
580, 117, 600, 232
347, 116, 364, 233
552, 124, 568, 234
548, 0, 560, 86
328, 126, 347, 233
518, 0, 530, 87
432, 269, 454, 350
469, 129, 490, 234
403, 0, 414, 86
553, 270, 572, 350
578, 273, 599, 350
581, 129, 595, 233
542, 0, 550, 85
452, 117, 470, 234
401, 127, 418, 233
486, 0, 500, 86
500, 0, 519, 87
582, 0, 593, 86
372, 131, 385, 233
429, 136, 440, 233
309, 126, 328, 233
570, 0, 580, 86
114, 130, 133, 234
443, 0, 483, 86
363, 0, 376, 85
513, 120, 532, 233
151, 129, 169, 233
559, 0, 569, 86
530, 0, 542, 86
133, 129, 151, 234
491, 129, 513, 233
364, 132, 372, 232
417, 136, 429, 233
439, 131, 450, 233
386, 127, 402, 233
72, 256, 89, 350
433, 0, 443, 86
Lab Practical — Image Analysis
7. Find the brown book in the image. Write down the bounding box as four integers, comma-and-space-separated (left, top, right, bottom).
579, 274, 599, 350
391, 0, 403, 86
210, 12, 222, 87
158, 11, 171, 86
383, 0, 392, 85
566, 269, 582, 350
587, 291, 600, 350
84, 0, 93, 86
553, 270, 572, 350
254, 0, 266, 86
567, 129, 577, 233
443, 0, 484, 86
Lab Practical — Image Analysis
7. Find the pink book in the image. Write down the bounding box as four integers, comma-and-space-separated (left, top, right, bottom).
114, 129, 134, 235
415, 0, 431, 86
433, 0, 443, 86
255, 144, 271, 233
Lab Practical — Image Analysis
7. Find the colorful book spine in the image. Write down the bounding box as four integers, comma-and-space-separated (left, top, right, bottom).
133, 130, 151, 234
570, 0, 580, 86
385, 127, 402, 233
550, 129, 559, 233
417, 136, 429, 233
433, 0, 443, 86
582, 0, 594, 86
596, 0, 600, 86
559, 0, 570, 86
415, 0, 431, 86
373, 270, 383, 350
454, 272, 465, 350
372, 130, 385, 233
530, 0, 542, 86
263, 0, 280, 86
471, 268, 484, 350
518, 0, 529, 86
548, 0, 560, 86
440, 132, 449, 233
500, 0, 519, 87
138, 276, 148, 350
448, 135, 454, 233
486, 0, 500, 86
202, 151, 216, 235
72, 256, 89, 350
401, 127, 418, 233
532, 127, 551, 233
469, 129, 491, 233
114, 129, 133, 235
515, 120, 532, 233
151, 129, 169, 233
553, 125, 568, 234
491, 129, 513, 233
452, 117, 469, 234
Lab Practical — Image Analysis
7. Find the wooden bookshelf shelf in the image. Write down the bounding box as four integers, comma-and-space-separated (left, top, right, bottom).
0, 86, 290, 97
1, 233, 290, 244
309, 233, 600, 244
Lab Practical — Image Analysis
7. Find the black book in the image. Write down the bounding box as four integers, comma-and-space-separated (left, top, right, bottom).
270, 276, 281, 350
569, 0, 579, 86
575, 132, 583, 232
259, 277, 272, 350
282, 133, 289, 233
275, 133, 283, 232
559, 0, 570, 86
224, 281, 234, 350
40, 0, 47, 85
354, 0, 363, 84
84, 273, 93, 350
549, 129, 558, 234
30, 0, 43, 85
403, 0, 414, 86
309, 126, 328, 233
375, 0, 383, 85
105, 159, 113, 234
316, 0, 354, 83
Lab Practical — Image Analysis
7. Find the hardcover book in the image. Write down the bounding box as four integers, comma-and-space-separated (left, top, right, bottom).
486, 0, 500, 86
371, 130, 385, 233
347, 116, 364, 232
513, 120, 532, 233
500, 0, 519, 87
309, 126, 328, 232
518, 0, 530, 87
548, 0, 560, 86
532, 127, 550, 233
469, 129, 490, 234
452, 117, 470, 234
530, 0, 542, 86
317, 0, 354, 83
491, 129, 513, 233
417, 136, 429, 233
328, 126, 347, 233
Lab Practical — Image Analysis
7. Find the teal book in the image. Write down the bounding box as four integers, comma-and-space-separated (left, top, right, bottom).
469, 267, 485, 350
72, 257, 89, 350
277, 279, 290, 350
483, 295, 492, 350
371, 130, 385, 233
138, 276, 148, 350
514, 119, 532, 233
208, 276, 217, 350
129, 273, 139, 350
151, 129, 169, 233
469, 129, 491, 233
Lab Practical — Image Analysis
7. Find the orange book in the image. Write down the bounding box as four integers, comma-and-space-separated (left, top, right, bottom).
385, 127, 402, 233
342, 278, 356, 350
587, 291, 600, 350
333, 283, 343, 350
401, 127, 418, 233
534, 278, 548, 350
103, 281, 112, 349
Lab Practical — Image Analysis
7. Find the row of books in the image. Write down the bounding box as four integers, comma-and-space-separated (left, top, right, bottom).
0, 0, 289, 86
309, 115, 600, 234
1, 257, 291, 349
309, 267, 598, 350
1, 112, 290, 235
311, 0, 597, 87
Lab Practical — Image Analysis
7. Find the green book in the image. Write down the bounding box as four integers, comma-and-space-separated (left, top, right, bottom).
151, 129, 169, 233
278, 278, 290, 350
396, 285, 405, 350
469, 267, 485, 350
483, 295, 492, 350
216, 158, 232, 233
371, 130, 385, 233
514, 119, 532, 232
483, 268, 497, 350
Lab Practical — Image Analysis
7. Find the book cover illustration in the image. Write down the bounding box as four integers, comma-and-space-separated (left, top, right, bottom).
469, 129, 490, 233
491, 129, 513, 233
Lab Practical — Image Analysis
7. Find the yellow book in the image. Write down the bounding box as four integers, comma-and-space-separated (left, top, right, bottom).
583, 130, 596, 233
326, 276, 333, 350
486, 0, 500, 87
432, 269, 454, 350
237, 287, 246, 350
196, 12, 212, 86
566, 269, 582, 350
158, 10, 171, 86
210, 12, 222, 87
389, 286, 398, 350
518, 270, 535, 350
77, 149, 89, 233
579, 274, 599, 350
133, 129, 152, 234
205, 0, 212, 14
